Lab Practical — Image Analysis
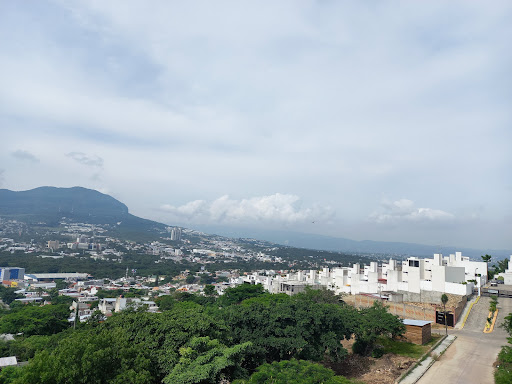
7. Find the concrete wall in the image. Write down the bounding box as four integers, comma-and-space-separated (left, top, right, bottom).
348, 295, 437, 322
347, 294, 466, 324
399, 290, 442, 304
445, 267, 466, 284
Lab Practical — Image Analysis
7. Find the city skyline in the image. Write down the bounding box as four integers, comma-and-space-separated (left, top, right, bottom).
0, 1, 511, 249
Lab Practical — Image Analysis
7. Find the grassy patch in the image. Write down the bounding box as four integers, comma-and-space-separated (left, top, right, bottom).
378, 334, 442, 359
495, 345, 512, 384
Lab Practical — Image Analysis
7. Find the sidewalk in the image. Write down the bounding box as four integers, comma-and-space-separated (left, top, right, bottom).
398, 334, 456, 384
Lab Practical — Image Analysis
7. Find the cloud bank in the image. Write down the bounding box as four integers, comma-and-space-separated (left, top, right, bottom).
161, 194, 334, 225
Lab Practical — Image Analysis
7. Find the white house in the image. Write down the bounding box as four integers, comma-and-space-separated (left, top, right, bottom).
237, 251, 485, 300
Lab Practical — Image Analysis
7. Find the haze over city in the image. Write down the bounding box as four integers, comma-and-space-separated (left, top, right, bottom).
1, 1, 511, 250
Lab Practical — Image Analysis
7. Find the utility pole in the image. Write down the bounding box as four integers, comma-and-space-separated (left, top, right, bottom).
73, 301, 78, 330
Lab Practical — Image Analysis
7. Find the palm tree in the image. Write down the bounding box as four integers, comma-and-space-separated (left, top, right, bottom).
481, 254, 492, 280
441, 294, 449, 335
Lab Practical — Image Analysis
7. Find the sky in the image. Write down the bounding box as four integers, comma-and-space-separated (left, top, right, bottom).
0, 1, 511, 250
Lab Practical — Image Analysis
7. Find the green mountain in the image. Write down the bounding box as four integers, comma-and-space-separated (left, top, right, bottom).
0, 186, 166, 235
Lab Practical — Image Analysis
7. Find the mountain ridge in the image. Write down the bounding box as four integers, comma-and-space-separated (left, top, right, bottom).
193, 225, 511, 259
0, 186, 166, 234
1, 187, 509, 258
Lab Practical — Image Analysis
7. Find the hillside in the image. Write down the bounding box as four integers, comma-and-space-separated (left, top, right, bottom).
0, 186, 166, 235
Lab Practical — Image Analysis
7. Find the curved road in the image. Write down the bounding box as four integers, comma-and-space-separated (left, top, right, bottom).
417, 296, 512, 384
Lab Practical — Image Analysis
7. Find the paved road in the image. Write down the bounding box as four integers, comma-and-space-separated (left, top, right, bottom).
417, 296, 512, 384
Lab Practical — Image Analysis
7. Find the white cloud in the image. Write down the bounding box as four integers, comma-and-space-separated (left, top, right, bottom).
161, 193, 334, 224
369, 199, 454, 224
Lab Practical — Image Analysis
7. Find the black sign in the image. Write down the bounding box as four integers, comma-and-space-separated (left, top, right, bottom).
436, 311, 454, 326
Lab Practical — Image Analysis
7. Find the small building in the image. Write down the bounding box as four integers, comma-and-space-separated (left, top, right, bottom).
403, 319, 432, 345
0, 356, 17, 368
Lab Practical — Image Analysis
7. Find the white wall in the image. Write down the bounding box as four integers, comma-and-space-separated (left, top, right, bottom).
431, 265, 446, 292
445, 267, 466, 284
445, 282, 473, 295
407, 268, 421, 294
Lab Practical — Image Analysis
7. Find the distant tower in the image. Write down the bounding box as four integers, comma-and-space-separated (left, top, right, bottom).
170, 227, 182, 241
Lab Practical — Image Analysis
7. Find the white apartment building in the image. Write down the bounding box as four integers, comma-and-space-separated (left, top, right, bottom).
238, 252, 487, 299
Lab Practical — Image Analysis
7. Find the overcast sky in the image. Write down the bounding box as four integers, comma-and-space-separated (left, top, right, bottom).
1, 1, 511, 250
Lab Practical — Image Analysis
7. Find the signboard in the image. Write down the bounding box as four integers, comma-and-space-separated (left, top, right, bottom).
436, 311, 454, 327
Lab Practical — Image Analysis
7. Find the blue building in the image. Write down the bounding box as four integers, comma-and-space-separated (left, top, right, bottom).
0, 267, 25, 281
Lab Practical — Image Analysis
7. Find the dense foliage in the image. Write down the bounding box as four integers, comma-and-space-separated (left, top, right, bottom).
0, 303, 70, 337
495, 312, 512, 384
0, 286, 404, 383
233, 359, 362, 384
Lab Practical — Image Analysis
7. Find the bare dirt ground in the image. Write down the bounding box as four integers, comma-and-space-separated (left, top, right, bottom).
334, 336, 420, 384
326, 353, 416, 384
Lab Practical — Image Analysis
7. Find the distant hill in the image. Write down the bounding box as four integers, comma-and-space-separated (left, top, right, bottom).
2, 187, 508, 259
0, 186, 167, 235
193, 225, 512, 259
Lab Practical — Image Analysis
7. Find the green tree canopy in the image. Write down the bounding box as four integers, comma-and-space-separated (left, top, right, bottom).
203, 285, 217, 296
218, 284, 266, 306
352, 301, 405, 356
163, 337, 253, 384
234, 359, 360, 384
0, 304, 70, 337
219, 289, 355, 364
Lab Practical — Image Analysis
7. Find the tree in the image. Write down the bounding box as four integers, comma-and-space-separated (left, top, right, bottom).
185, 275, 195, 284
217, 284, 266, 306
0, 304, 70, 337
163, 337, 253, 384
219, 290, 355, 364
352, 301, 405, 356
494, 258, 509, 274
203, 285, 217, 297
234, 359, 359, 384
0, 286, 22, 305
481, 254, 492, 263
441, 294, 448, 335
481, 254, 493, 279
155, 295, 176, 311
4, 303, 227, 384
